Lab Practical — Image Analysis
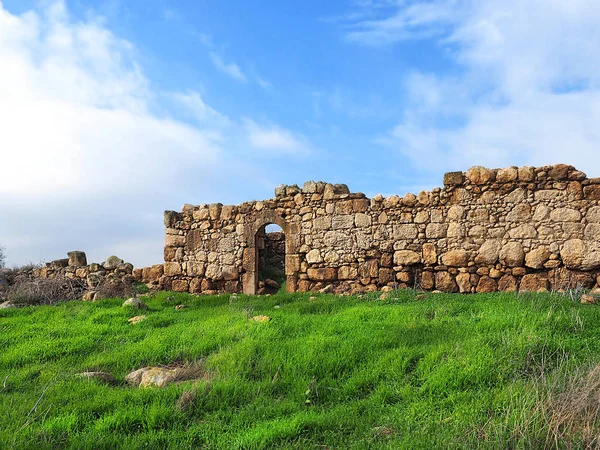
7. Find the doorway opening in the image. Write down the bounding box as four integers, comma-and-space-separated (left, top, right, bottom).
256, 223, 286, 295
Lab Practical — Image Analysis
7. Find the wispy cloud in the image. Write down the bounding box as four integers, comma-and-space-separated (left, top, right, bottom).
209, 51, 248, 82
243, 119, 311, 155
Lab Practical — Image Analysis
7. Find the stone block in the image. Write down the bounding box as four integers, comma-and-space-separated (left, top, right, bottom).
307, 268, 337, 281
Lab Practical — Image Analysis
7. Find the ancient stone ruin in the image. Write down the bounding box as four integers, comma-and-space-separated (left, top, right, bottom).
134, 164, 600, 295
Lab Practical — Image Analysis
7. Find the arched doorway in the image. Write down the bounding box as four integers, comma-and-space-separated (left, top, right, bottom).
256, 223, 285, 294
242, 212, 300, 295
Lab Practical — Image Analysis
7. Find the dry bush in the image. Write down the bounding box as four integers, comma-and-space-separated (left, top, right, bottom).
545, 363, 600, 448
94, 278, 135, 299
7, 277, 86, 306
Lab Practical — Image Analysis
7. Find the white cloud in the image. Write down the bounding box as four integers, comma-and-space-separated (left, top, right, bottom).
345, 0, 600, 176
209, 51, 247, 82
243, 120, 310, 154
0, 1, 308, 267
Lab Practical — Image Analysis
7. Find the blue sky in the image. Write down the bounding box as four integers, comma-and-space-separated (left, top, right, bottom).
1, 0, 600, 267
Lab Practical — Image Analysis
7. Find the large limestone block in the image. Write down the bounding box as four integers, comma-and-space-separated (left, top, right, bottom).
332, 215, 355, 230
165, 234, 185, 247
506, 204, 531, 222
338, 266, 358, 280
435, 272, 458, 292
587, 206, 600, 223
306, 249, 323, 264
307, 268, 337, 281
164, 262, 182, 277
500, 242, 525, 267
517, 166, 535, 181
548, 164, 570, 180
508, 224, 537, 239
393, 250, 421, 265
441, 250, 469, 267
476, 276, 498, 293
584, 224, 600, 240
496, 167, 518, 183
443, 171, 464, 186
426, 224, 448, 239
393, 224, 418, 240
466, 166, 494, 185
355, 213, 372, 228
550, 208, 581, 222
560, 239, 585, 269
456, 273, 472, 293
475, 240, 502, 265
67, 251, 87, 267
422, 243, 437, 265
447, 205, 465, 221
525, 247, 551, 269
519, 274, 549, 292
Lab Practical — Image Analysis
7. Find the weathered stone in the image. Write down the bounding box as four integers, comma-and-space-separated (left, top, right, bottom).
422, 243, 437, 265
447, 205, 465, 221
496, 167, 518, 183
435, 272, 458, 293
476, 276, 498, 293
103, 255, 124, 270
466, 166, 494, 185
561, 239, 585, 270
123, 297, 147, 309
518, 166, 535, 181
444, 171, 464, 186
355, 213, 372, 228
500, 242, 525, 267
506, 204, 531, 222
475, 240, 502, 265
393, 224, 418, 239
456, 273, 472, 293
128, 315, 147, 325
519, 274, 549, 292
393, 251, 421, 266
525, 247, 551, 269
550, 208, 581, 222
441, 250, 469, 267
508, 224, 537, 239
584, 185, 600, 200
164, 262, 182, 277
306, 249, 323, 264
307, 268, 337, 281
67, 251, 87, 267
498, 275, 518, 292
548, 164, 570, 181
425, 224, 448, 239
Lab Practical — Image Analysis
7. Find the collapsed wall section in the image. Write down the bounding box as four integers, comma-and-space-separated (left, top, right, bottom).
150, 164, 600, 295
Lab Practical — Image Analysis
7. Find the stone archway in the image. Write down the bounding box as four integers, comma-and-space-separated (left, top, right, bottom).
242, 211, 300, 295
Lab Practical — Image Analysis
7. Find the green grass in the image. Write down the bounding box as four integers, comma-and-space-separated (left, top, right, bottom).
1, 290, 600, 449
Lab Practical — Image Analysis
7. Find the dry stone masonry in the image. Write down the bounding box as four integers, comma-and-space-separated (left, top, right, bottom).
140, 164, 600, 295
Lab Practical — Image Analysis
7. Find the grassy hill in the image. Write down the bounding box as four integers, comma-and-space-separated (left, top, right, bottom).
2, 290, 600, 449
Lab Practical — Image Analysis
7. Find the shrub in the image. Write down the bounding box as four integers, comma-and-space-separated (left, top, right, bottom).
7, 277, 86, 306
95, 278, 135, 300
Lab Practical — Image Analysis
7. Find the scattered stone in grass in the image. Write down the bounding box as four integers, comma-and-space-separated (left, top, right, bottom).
416, 293, 427, 301
0, 301, 16, 309
125, 362, 209, 388
581, 294, 597, 305
381, 286, 393, 293
128, 315, 147, 325
274, 305, 281, 309
175, 304, 188, 310
77, 372, 116, 384
308, 296, 317, 302
123, 297, 147, 309
432, 290, 443, 294
164, 295, 176, 302
379, 293, 390, 300
590, 287, 600, 295
250, 315, 271, 323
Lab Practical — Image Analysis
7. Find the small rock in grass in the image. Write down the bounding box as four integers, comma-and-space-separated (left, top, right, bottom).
0, 301, 16, 309
164, 295, 176, 302
416, 293, 427, 301
250, 315, 271, 323
372, 426, 395, 436
590, 287, 600, 295
128, 315, 147, 325
123, 298, 147, 309
125, 363, 207, 388
381, 286, 393, 293
308, 296, 317, 302
581, 294, 597, 305
78, 372, 116, 384
82, 291, 97, 302
273, 305, 281, 309
379, 293, 390, 300
432, 290, 443, 294
175, 304, 188, 310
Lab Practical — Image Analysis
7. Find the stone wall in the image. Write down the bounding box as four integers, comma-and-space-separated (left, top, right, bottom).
1, 251, 136, 301
146, 164, 600, 295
